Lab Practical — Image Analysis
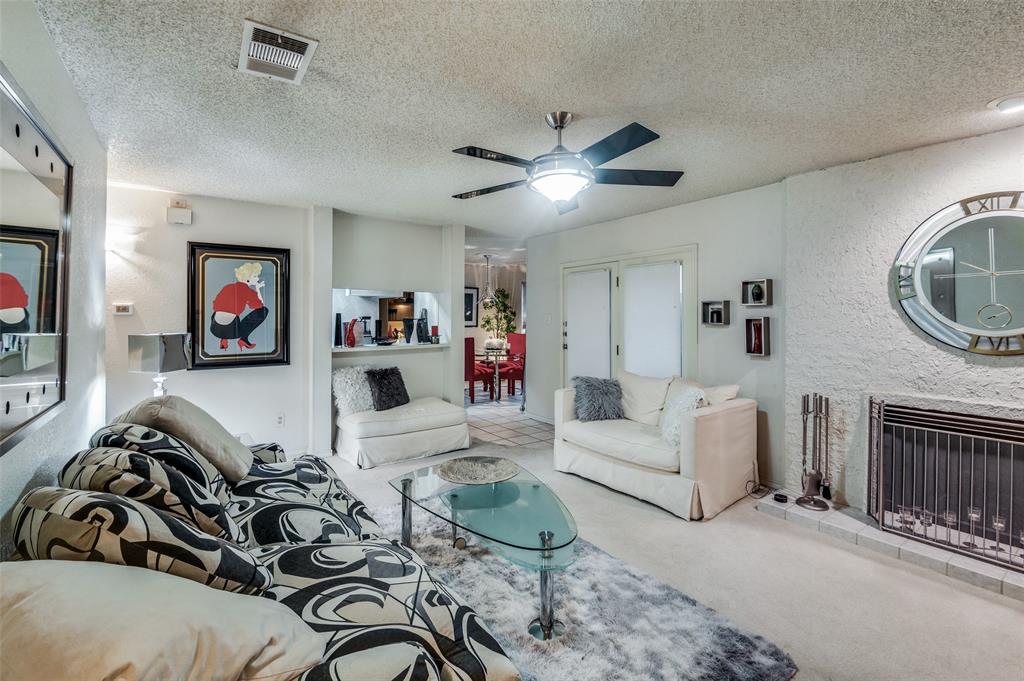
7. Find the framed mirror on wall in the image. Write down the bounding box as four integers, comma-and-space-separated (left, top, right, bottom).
0, 66, 72, 449
893, 191, 1024, 356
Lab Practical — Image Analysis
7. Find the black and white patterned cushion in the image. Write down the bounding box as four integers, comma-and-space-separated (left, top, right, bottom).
59, 447, 243, 543
13, 487, 271, 595
227, 495, 381, 548
242, 455, 354, 499
251, 541, 520, 681
230, 453, 383, 546
249, 442, 287, 464
301, 641, 441, 681
91, 423, 229, 504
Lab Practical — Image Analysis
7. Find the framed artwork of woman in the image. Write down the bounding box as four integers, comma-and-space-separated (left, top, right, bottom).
187, 242, 290, 369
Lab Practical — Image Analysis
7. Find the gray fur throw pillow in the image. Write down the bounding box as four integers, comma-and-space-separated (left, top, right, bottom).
365, 367, 411, 411
572, 376, 624, 422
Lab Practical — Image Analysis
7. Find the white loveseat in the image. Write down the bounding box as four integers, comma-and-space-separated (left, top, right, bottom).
554, 375, 757, 520
335, 396, 470, 469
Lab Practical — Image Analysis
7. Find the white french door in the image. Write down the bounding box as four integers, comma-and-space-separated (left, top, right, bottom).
561, 246, 697, 385
563, 266, 613, 381
622, 260, 683, 378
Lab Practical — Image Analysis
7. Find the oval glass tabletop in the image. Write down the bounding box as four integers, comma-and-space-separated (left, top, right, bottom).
389, 457, 578, 571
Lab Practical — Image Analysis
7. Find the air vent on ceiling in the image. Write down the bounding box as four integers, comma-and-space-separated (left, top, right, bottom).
237, 19, 318, 84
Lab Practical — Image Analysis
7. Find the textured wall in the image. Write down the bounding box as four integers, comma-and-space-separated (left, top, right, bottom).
0, 2, 107, 556
105, 187, 311, 453
783, 126, 1024, 509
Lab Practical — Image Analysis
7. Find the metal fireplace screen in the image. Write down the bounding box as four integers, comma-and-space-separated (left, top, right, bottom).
869, 399, 1023, 574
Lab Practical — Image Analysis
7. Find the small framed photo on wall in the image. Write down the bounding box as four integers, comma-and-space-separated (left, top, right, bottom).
464, 286, 479, 327
188, 242, 290, 369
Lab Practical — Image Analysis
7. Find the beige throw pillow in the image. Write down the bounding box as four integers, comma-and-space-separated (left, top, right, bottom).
704, 384, 741, 405
616, 369, 672, 425
0, 560, 326, 681
116, 395, 253, 482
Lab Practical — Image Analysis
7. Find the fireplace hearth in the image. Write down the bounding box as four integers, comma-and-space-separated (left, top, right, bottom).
869, 398, 1023, 574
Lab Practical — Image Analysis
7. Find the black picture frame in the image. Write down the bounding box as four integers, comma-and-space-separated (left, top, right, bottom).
187, 242, 290, 369
1, 224, 60, 333
464, 286, 479, 327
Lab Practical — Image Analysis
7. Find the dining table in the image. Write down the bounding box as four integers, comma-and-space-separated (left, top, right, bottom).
475, 348, 508, 401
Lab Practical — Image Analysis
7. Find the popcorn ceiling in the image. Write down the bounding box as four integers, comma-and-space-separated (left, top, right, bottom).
35, 0, 1024, 236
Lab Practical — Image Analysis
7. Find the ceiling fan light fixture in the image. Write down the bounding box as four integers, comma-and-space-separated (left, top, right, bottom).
527, 151, 594, 203
528, 170, 592, 202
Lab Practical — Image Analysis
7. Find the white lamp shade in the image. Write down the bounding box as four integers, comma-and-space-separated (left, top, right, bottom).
528, 171, 592, 202
128, 333, 191, 374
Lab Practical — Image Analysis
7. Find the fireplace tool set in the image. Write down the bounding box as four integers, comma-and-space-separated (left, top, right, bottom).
798, 393, 832, 511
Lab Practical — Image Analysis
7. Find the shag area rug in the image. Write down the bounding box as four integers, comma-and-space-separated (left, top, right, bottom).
373, 504, 797, 681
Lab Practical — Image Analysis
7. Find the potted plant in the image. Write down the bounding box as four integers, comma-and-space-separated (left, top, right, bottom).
481, 288, 517, 349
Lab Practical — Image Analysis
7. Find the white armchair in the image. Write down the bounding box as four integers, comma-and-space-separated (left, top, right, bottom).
554, 387, 757, 520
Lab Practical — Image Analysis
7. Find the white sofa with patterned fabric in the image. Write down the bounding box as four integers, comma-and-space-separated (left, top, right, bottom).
554, 374, 758, 520
5, 396, 518, 681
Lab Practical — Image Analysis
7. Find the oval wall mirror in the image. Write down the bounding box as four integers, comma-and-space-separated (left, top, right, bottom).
0, 67, 72, 449
893, 191, 1024, 356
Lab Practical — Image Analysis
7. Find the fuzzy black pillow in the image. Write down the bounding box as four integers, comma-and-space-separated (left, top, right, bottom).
572, 376, 624, 422
365, 367, 411, 411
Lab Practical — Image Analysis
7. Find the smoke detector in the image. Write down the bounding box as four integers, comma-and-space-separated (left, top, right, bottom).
238, 20, 318, 84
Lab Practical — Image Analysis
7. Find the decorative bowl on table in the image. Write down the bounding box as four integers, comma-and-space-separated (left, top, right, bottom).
438, 456, 519, 485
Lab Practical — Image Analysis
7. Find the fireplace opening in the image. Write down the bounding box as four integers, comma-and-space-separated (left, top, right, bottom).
869, 399, 1023, 574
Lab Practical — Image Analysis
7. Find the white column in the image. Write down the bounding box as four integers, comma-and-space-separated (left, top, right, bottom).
306, 206, 333, 456
440, 224, 465, 403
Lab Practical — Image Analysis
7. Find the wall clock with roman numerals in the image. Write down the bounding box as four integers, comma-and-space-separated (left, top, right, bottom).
892, 191, 1024, 356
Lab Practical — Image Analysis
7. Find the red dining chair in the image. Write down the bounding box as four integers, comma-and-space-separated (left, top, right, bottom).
500, 332, 525, 396
464, 337, 494, 403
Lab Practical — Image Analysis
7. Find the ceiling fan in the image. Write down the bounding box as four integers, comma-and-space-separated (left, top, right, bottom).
451, 112, 683, 215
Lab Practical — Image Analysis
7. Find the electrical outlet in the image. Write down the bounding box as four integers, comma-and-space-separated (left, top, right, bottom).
274, 412, 285, 428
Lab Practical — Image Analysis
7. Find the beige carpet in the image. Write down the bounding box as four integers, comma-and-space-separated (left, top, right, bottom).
329, 442, 1024, 681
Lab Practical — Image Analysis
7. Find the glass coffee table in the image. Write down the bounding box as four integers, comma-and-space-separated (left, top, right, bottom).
389, 456, 578, 640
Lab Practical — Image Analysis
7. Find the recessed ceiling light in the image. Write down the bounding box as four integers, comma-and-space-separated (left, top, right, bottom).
987, 92, 1024, 114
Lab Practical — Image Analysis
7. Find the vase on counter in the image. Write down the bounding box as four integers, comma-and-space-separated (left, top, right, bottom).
345, 318, 358, 348
402, 318, 415, 344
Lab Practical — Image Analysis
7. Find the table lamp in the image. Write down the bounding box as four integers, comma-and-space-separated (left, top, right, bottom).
128, 333, 191, 397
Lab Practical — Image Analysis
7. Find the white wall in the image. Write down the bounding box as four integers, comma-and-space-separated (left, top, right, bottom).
0, 2, 107, 556
783, 125, 1024, 509
105, 187, 312, 453
0, 168, 60, 226
331, 212, 464, 432
333, 212, 444, 292
526, 184, 787, 485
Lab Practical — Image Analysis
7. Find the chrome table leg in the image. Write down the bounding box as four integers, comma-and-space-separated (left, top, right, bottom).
528, 530, 565, 640
401, 478, 412, 547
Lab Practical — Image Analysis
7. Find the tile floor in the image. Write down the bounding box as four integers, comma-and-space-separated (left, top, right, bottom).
463, 393, 555, 447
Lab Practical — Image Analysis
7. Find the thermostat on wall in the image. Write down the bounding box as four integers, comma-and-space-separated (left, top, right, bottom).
113, 303, 134, 316
167, 199, 192, 225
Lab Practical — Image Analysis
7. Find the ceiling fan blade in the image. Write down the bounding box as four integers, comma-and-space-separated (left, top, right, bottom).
452, 146, 534, 169
579, 122, 659, 167
593, 168, 684, 187
555, 196, 579, 215
452, 179, 527, 199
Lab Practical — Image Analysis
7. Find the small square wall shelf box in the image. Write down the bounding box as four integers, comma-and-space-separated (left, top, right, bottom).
701, 300, 731, 326
745, 317, 771, 357
741, 278, 773, 306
